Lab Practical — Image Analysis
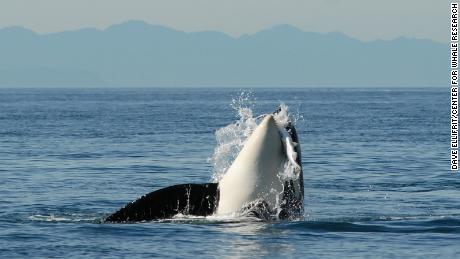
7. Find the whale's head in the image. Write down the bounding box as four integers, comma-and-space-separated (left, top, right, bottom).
216, 113, 303, 218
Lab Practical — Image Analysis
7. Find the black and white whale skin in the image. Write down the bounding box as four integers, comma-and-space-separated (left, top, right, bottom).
105, 111, 303, 222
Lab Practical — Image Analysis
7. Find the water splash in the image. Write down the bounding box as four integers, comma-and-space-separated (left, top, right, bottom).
209, 90, 259, 182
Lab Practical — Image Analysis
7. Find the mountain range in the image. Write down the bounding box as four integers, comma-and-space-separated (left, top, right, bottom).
0, 21, 448, 87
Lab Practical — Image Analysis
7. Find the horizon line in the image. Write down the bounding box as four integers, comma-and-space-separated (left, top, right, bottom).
0, 85, 448, 89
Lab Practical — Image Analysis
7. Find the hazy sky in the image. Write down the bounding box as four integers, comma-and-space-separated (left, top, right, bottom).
0, 0, 450, 43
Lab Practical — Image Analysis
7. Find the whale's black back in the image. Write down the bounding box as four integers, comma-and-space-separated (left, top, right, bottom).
105, 183, 219, 222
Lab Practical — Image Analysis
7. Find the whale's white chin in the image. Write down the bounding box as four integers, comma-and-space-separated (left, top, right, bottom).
216, 115, 285, 215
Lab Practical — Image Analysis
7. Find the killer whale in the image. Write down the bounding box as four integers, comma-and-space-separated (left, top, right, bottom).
105, 109, 303, 222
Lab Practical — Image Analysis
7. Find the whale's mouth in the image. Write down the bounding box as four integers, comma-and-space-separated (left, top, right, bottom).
249, 110, 301, 177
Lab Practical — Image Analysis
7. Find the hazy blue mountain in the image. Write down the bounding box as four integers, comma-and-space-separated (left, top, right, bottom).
0, 21, 448, 87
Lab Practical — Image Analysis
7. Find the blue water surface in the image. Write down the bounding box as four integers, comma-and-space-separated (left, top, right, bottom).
0, 88, 458, 258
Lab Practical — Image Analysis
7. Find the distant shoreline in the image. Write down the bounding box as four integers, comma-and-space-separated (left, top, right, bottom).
0, 21, 448, 88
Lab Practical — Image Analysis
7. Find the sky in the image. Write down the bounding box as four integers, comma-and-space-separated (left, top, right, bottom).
0, 0, 451, 43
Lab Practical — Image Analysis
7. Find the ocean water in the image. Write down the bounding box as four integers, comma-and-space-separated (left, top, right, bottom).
0, 87, 458, 258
